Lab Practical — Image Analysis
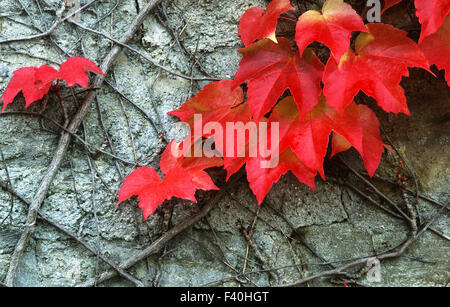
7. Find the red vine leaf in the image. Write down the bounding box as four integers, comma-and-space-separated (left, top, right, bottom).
168, 80, 253, 168
1, 65, 58, 111
162, 166, 218, 203
295, 0, 366, 62
118, 141, 222, 219
160, 140, 223, 174
117, 167, 166, 219
168, 79, 250, 137
330, 133, 351, 156
420, 15, 450, 86
246, 148, 316, 204
58, 56, 104, 88
233, 38, 324, 121
323, 23, 429, 115
415, 0, 450, 43
331, 104, 385, 177
160, 141, 222, 202
219, 118, 261, 180
238, 0, 294, 46
271, 96, 363, 178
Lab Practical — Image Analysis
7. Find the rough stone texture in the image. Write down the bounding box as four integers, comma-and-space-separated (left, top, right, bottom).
0, 0, 448, 287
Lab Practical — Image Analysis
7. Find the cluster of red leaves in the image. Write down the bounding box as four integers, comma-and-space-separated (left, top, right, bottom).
116, 0, 449, 219
0, 57, 104, 111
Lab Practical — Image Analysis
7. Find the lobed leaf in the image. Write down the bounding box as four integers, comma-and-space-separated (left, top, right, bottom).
1, 57, 103, 111
234, 38, 323, 121
238, 0, 294, 46
323, 23, 429, 115
295, 0, 366, 62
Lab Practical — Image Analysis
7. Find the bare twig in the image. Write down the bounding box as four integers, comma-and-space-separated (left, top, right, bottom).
398, 163, 418, 235
155, 5, 213, 78
0, 146, 14, 225
242, 205, 260, 274
339, 157, 413, 223
370, 173, 448, 211
203, 216, 250, 284
264, 200, 334, 267
85, 151, 101, 286
333, 162, 449, 241
240, 224, 279, 284
186, 235, 257, 286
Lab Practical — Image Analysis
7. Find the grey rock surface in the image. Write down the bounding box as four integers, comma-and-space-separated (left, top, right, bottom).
0, 0, 448, 287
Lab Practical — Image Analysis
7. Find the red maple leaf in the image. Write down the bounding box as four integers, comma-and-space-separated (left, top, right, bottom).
238, 0, 294, 46
415, 0, 450, 43
159, 140, 223, 175
118, 141, 222, 219
323, 23, 429, 115
168, 79, 250, 138
246, 148, 316, 204
117, 167, 167, 219
233, 38, 324, 121
1, 65, 58, 111
1, 57, 104, 111
270, 96, 365, 179
216, 115, 316, 204
331, 104, 385, 177
295, 0, 366, 62
58, 57, 104, 88
420, 15, 450, 86
160, 140, 222, 204
218, 116, 261, 180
